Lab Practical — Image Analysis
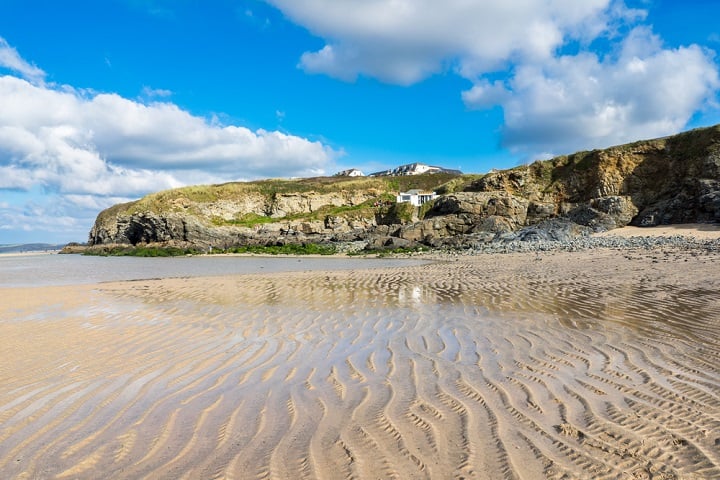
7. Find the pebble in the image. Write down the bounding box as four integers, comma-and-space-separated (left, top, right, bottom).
454, 234, 720, 256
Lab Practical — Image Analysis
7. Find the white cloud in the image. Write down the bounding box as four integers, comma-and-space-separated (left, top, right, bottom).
0, 37, 338, 242
461, 80, 511, 110
266, 1, 719, 158
0, 75, 337, 199
141, 86, 173, 98
0, 198, 88, 239
0, 37, 45, 82
268, 0, 612, 84
472, 28, 720, 156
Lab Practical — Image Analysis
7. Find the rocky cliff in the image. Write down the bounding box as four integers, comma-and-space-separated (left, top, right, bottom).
465, 124, 720, 228
87, 125, 720, 250
87, 174, 465, 249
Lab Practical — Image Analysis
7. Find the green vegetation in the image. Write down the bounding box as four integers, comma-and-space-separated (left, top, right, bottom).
666, 125, 720, 162
209, 195, 395, 228
349, 245, 429, 257
570, 151, 596, 171
82, 243, 337, 256
529, 160, 554, 185
434, 174, 484, 194
391, 173, 461, 193
108, 173, 463, 216
83, 246, 201, 257
211, 213, 277, 228
386, 201, 416, 223
220, 243, 337, 255
417, 199, 436, 220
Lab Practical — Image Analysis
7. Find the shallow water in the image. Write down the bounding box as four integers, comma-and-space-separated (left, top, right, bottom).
0, 253, 425, 287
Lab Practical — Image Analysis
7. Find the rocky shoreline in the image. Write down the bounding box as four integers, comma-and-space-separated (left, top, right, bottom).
443, 232, 720, 255
63, 222, 720, 259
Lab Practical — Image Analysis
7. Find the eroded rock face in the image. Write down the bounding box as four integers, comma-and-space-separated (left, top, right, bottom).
194, 196, 267, 220
270, 191, 376, 217
562, 196, 639, 231
469, 125, 720, 230
89, 212, 253, 249
429, 192, 529, 226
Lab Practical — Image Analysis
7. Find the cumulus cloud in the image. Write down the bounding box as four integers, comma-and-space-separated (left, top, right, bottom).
267, 0, 719, 157
268, 0, 613, 84
0, 37, 337, 241
466, 28, 720, 155
0, 74, 336, 199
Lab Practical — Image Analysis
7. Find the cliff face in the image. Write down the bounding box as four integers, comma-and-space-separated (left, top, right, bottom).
88, 125, 720, 249
89, 191, 380, 245
87, 175, 462, 248
386, 125, 719, 246
466, 125, 720, 227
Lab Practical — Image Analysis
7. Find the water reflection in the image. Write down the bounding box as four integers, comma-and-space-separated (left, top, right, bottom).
109, 263, 720, 354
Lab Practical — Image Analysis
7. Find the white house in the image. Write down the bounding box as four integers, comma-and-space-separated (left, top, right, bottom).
396, 189, 437, 206
335, 168, 365, 177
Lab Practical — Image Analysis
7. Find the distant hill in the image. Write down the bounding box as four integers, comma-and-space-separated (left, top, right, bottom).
0, 243, 66, 254
368, 162, 462, 177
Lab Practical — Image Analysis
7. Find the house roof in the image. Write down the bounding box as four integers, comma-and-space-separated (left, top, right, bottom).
401, 189, 436, 195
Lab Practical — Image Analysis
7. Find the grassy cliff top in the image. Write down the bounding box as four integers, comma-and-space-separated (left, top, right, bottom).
99, 172, 481, 219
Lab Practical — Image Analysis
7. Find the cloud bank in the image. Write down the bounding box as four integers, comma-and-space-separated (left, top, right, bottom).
0, 38, 336, 241
464, 27, 719, 154
0, 76, 335, 196
268, 0, 719, 157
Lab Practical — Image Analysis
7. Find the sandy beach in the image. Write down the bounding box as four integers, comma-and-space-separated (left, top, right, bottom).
593, 223, 720, 239
1, 231, 719, 479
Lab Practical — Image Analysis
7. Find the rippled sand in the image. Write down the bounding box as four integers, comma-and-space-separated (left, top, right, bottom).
1, 248, 719, 479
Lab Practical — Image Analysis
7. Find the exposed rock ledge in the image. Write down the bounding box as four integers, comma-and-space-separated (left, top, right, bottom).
87, 125, 720, 251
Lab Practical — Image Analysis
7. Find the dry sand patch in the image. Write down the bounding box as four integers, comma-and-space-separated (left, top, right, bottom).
593, 223, 720, 239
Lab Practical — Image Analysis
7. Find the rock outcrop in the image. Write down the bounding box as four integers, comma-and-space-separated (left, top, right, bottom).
88, 188, 385, 249
469, 125, 720, 229
87, 125, 720, 250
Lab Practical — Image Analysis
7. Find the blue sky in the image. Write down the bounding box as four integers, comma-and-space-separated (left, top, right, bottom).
1, 0, 719, 244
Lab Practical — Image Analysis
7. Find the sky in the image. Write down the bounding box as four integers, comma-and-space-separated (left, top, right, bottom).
1, 0, 720, 244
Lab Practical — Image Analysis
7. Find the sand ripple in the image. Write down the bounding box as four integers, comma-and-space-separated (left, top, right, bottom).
1, 249, 719, 479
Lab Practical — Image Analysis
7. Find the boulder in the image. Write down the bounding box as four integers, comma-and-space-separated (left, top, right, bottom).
429, 192, 529, 226
512, 219, 591, 242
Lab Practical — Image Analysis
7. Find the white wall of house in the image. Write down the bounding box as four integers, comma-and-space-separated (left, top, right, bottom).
396, 190, 437, 207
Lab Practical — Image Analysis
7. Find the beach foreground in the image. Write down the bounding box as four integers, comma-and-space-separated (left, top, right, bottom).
1, 243, 719, 479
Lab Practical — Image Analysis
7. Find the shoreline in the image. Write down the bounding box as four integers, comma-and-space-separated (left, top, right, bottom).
0, 249, 61, 257
412, 223, 720, 258
54, 222, 720, 261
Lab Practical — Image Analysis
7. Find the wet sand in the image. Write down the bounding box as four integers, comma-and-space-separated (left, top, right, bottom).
1, 244, 719, 479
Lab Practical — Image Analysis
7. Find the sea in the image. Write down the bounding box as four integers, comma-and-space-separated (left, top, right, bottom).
0, 253, 426, 288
